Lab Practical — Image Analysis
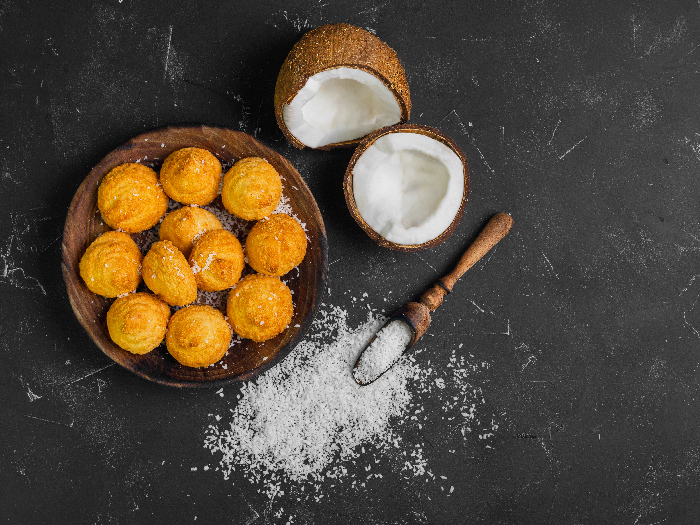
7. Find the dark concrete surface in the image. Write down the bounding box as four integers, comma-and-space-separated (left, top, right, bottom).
2, 0, 700, 523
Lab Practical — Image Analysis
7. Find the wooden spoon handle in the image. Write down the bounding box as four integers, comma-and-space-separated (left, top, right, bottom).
420, 213, 514, 311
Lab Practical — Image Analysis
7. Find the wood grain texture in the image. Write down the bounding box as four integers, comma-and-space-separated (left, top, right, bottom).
61, 125, 327, 388
420, 212, 515, 311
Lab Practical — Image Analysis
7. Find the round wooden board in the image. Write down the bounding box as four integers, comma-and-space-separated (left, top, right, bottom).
62, 125, 327, 388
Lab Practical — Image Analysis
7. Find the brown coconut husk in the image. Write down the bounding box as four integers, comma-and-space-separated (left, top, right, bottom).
343, 124, 469, 251
274, 23, 412, 150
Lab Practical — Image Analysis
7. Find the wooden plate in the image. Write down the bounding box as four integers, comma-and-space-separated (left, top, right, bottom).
62, 125, 327, 387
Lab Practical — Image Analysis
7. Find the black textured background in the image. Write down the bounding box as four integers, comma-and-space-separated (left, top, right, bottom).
2, 0, 700, 523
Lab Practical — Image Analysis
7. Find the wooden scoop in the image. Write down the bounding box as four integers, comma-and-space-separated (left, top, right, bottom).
352, 213, 514, 386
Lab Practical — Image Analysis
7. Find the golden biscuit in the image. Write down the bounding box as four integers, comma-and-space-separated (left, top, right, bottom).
142, 240, 197, 306
166, 305, 232, 367
79, 231, 142, 298
245, 213, 307, 276
97, 163, 168, 233
227, 274, 293, 342
159, 206, 223, 258
221, 157, 282, 221
160, 147, 222, 205
106, 293, 171, 354
189, 229, 244, 292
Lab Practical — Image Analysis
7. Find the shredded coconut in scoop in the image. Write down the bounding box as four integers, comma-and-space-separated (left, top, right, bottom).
353, 320, 412, 385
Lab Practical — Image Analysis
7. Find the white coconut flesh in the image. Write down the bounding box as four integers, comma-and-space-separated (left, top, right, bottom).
352, 132, 464, 246
282, 67, 402, 149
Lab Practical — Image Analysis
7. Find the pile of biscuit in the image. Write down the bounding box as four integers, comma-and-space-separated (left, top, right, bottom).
79, 147, 307, 368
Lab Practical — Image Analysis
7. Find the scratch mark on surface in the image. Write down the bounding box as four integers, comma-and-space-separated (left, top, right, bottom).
558, 136, 588, 160
262, 486, 279, 525
45, 37, 58, 56
38, 234, 61, 254
470, 300, 485, 313
542, 251, 559, 279
25, 414, 74, 428
631, 15, 641, 54
59, 363, 115, 388
683, 133, 700, 163
357, 2, 387, 15
680, 274, 700, 295
484, 319, 510, 336
682, 43, 700, 59
682, 226, 700, 246
242, 496, 261, 525
522, 355, 536, 371
473, 144, 496, 175
676, 243, 700, 254
548, 119, 561, 146
27, 387, 42, 402
273, 10, 313, 32
646, 16, 687, 56
416, 254, 439, 275
439, 109, 495, 175
683, 311, 700, 338
163, 25, 173, 81
0, 235, 47, 295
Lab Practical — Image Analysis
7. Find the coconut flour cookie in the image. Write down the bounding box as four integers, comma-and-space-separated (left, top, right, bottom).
79, 231, 142, 298
142, 240, 197, 306
245, 213, 307, 276
106, 293, 171, 354
221, 157, 282, 221
160, 147, 222, 206
189, 229, 245, 292
158, 206, 223, 258
227, 273, 293, 342
97, 163, 168, 233
166, 305, 232, 367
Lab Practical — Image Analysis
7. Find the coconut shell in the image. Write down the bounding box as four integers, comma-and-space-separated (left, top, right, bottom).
274, 23, 412, 150
343, 124, 469, 251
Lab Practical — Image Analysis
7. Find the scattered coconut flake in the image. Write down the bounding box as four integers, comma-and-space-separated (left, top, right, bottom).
202, 203, 253, 240
274, 193, 308, 233
195, 289, 229, 314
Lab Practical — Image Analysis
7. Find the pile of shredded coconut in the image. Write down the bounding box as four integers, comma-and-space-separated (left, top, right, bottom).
204, 306, 421, 498
203, 303, 500, 508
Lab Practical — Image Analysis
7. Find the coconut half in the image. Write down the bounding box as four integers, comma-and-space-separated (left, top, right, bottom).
275, 24, 411, 150
344, 125, 469, 251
